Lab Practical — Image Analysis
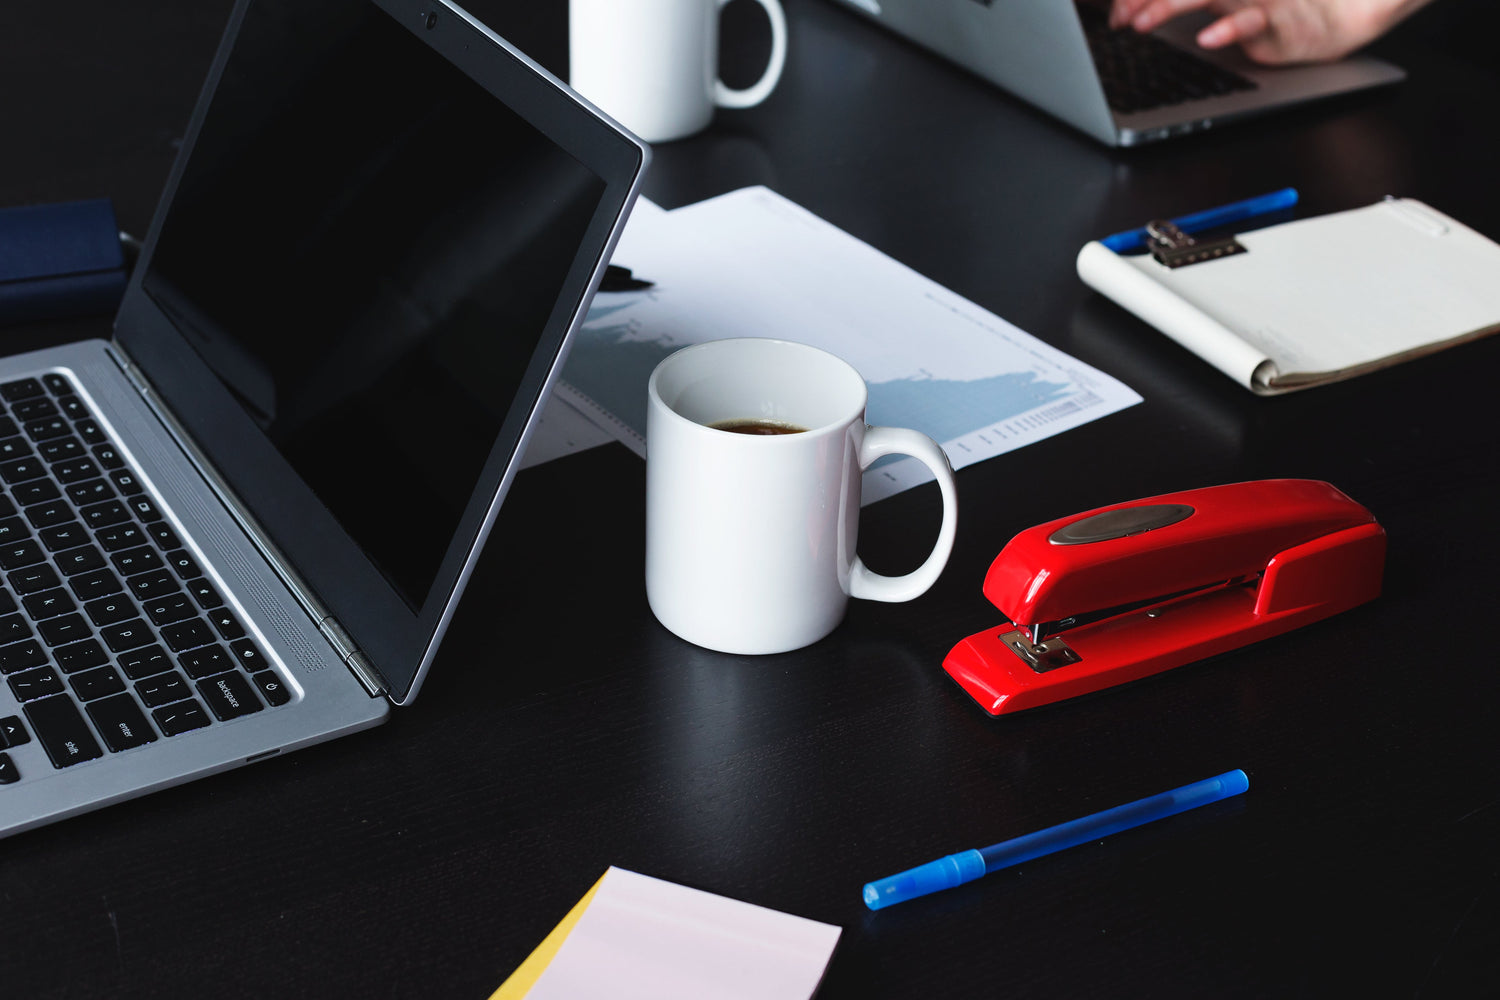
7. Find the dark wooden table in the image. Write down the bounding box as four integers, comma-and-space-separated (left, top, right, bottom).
2, 1, 1497, 996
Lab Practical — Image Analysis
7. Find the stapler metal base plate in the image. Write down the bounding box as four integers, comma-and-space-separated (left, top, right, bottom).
998, 630, 1081, 673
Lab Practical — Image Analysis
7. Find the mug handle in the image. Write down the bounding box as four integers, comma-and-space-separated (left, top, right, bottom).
713, 0, 788, 110
849, 426, 959, 603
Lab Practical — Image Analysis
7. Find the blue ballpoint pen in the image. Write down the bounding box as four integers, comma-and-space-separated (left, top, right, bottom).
1100, 189, 1298, 253
862, 769, 1249, 910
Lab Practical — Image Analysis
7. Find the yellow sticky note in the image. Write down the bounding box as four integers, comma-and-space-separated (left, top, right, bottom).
490, 872, 609, 999
492, 868, 841, 1000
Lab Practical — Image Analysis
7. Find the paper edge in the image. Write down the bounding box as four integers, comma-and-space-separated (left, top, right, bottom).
1076, 240, 1269, 391
490, 871, 612, 1000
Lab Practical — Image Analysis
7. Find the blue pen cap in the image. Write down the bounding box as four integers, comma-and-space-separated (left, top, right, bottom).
863, 848, 986, 910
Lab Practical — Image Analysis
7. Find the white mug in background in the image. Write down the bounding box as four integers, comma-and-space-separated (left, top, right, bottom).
645, 339, 959, 655
569, 0, 788, 143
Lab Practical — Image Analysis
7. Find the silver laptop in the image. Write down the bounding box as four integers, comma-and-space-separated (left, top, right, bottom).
0, 0, 647, 838
827, 0, 1405, 145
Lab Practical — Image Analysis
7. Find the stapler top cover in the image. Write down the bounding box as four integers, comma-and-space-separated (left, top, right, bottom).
984, 480, 1377, 628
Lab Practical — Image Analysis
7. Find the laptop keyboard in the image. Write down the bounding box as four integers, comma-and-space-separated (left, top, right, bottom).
1078, 4, 1258, 114
0, 372, 287, 785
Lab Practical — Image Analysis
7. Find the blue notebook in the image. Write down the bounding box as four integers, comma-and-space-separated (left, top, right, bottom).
0, 198, 127, 325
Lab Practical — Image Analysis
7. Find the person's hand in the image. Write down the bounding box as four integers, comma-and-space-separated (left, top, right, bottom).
1107, 0, 1431, 64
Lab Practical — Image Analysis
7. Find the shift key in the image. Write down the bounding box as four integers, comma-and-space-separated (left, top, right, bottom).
24, 695, 104, 767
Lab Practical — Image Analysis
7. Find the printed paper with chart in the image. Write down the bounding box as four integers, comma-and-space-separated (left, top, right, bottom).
554, 187, 1141, 503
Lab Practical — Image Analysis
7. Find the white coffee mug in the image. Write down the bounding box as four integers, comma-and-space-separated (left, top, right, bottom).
569, 0, 788, 143
645, 339, 959, 655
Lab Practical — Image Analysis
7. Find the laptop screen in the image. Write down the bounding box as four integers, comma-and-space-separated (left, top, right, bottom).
142, 0, 602, 611
116, 0, 646, 700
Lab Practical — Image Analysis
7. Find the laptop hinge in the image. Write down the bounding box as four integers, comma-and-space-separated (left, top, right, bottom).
105, 342, 390, 699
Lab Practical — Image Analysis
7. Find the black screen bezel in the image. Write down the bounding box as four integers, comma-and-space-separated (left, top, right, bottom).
111, 0, 646, 704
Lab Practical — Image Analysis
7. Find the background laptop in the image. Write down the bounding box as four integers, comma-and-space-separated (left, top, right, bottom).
0, 0, 646, 838
826, 0, 1405, 145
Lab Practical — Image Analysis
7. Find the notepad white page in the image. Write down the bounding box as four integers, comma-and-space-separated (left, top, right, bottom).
524, 867, 841, 1000
1078, 199, 1500, 392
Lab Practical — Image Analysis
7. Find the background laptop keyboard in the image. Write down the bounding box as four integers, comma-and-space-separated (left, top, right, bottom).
0, 372, 287, 786
1078, 4, 1258, 114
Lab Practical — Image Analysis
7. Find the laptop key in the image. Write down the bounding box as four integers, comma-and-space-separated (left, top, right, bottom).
91, 444, 125, 470
55, 638, 109, 674
109, 470, 144, 496
11, 398, 57, 422
161, 619, 214, 653
100, 618, 155, 653
119, 644, 174, 680
128, 570, 178, 601
0, 591, 13, 615
145, 523, 181, 550
0, 540, 45, 571
26, 695, 104, 766
39, 521, 89, 551
41, 374, 73, 397
152, 698, 211, 737
0, 714, 28, 748
179, 645, 233, 679
0, 458, 46, 485
208, 607, 245, 641
250, 670, 291, 707
187, 579, 224, 609
111, 546, 164, 577
10, 665, 65, 701
126, 496, 163, 523
57, 545, 108, 576
37, 437, 84, 463
23, 587, 75, 620
84, 595, 138, 627
70, 665, 126, 702
80, 499, 131, 529
0, 639, 48, 674
134, 668, 191, 705
0, 379, 45, 402
66, 479, 114, 505
24, 501, 74, 529
0, 752, 17, 783
56, 396, 89, 422
227, 638, 266, 672
69, 568, 123, 600
163, 550, 203, 580
0, 516, 30, 545
23, 418, 71, 442
87, 693, 157, 752
74, 419, 107, 445
0, 437, 30, 461
96, 524, 146, 551
8, 563, 61, 595
14, 479, 61, 506
0, 515, 30, 548
38, 612, 91, 647
143, 593, 194, 626
0, 613, 31, 643
197, 671, 263, 721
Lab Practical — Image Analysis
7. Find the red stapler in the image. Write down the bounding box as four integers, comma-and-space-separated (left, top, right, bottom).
944, 480, 1386, 715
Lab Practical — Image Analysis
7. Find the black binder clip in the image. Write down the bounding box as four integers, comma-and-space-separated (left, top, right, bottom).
1144, 219, 1246, 269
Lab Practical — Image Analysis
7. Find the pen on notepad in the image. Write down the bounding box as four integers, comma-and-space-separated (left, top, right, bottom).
1100, 189, 1298, 253
862, 769, 1249, 910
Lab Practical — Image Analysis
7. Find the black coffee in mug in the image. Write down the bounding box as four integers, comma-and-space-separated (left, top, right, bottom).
710, 418, 807, 436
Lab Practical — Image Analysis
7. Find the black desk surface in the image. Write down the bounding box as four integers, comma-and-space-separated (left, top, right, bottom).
3, 1, 1498, 997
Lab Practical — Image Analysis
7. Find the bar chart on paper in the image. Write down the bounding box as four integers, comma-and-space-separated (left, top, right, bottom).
555, 188, 1140, 503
